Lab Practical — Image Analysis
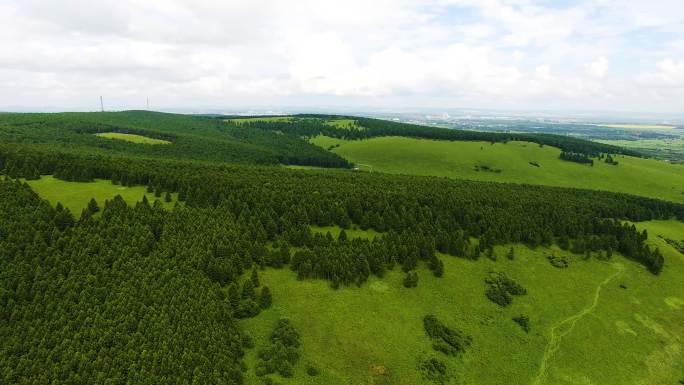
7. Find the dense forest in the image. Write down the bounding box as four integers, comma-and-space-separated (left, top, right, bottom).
1, 111, 681, 384
0, 111, 350, 168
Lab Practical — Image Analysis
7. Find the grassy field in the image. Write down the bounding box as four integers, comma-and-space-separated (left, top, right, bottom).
325, 119, 360, 129
598, 138, 684, 163
25, 175, 178, 214
241, 222, 684, 385
311, 136, 684, 203
95, 132, 171, 144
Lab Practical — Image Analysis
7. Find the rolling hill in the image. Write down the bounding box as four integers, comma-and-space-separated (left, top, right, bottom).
311, 135, 684, 204
1, 112, 683, 385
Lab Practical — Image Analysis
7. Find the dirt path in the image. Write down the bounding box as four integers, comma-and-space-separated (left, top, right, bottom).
531, 263, 625, 385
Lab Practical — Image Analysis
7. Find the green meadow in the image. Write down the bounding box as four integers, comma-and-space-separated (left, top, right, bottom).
324, 119, 361, 129
311, 136, 684, 203
598, 138, 684, 163
95, 132, 171, 144
25, 175, 178, 214
242, 222, 684, 385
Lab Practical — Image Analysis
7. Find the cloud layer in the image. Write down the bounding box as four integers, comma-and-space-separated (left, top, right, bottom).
1, 0, 683, 113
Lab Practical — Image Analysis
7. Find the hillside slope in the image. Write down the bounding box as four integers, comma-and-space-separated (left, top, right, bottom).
0, 111, 350, 169
312, 136, 684, 204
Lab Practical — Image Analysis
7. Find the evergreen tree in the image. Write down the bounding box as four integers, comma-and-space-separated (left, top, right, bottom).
228, 283, 240, 309
242, 279, 255, 300
506, 247, 515, 260
403, 271, 419, 288
87, 197, 100, 213
259, 286, 272, 309
164, 191, 172, 202
251, 267, 260, 287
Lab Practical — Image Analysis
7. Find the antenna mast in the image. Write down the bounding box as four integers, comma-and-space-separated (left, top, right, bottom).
147, 97, 149, 110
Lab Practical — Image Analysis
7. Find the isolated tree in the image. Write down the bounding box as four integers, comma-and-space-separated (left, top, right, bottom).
486, 247, 497, 261
87, 198, 100, 213
259, 286, 272, 309
338, 229, 348, 242
433, 258, 444, 277
403, 271, 418, 288
164, 191, 172, 202
506, 247, 515, 260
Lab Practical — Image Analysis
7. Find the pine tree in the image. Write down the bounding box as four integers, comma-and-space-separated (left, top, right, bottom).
486, 247, 496, 261
241, 280, 255, 300
338, 229, 348, 242
258, 286, 272, 309
433, 258, 444, 277
403, 271, 418, 288
250, 267, 260, 287
228, 283, 240, 309
87, 198, 100, 214
164, 191, 172, 203
506, 247, 515, 260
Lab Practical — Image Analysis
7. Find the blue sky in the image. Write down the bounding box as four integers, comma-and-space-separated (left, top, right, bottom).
0, 0, 682, 114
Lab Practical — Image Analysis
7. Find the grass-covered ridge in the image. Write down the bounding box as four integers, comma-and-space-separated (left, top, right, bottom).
312, 136, 684, 204
229, 114, 642, 157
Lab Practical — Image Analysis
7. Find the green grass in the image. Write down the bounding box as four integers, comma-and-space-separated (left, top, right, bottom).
95, 132, 171, 144
598, 138, 684, 163
283, 165, 328, 170
242, 221, 684, 385
25, 175, 178, 214
311, 136, 684, 203
325, 119, 360, 130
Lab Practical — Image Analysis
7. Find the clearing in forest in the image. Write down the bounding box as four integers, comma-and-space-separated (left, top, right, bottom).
95, 132, 171, 144
25, 175, 178, 214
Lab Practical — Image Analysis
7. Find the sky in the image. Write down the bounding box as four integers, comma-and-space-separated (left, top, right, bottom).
1, 0, 683, 114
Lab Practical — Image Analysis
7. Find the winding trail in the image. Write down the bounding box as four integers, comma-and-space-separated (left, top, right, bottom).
531, 263, 624, 385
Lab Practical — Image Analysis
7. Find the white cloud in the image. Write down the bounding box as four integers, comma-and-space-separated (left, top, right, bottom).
0, 0, 683, 113
637, 59, 684, 89
587, 56, 609, 78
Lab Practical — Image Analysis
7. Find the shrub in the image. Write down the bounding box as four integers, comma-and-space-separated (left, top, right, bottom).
484, 272, 527, 307
423, 315, 472, 356
512, 315, 530, 333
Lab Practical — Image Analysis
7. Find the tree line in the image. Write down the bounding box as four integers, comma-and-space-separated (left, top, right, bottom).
229, 115, 642, 157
